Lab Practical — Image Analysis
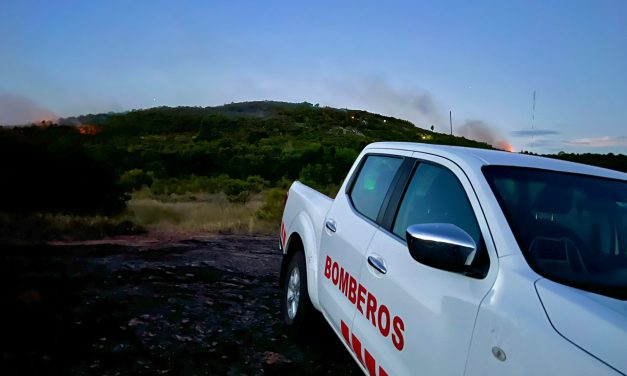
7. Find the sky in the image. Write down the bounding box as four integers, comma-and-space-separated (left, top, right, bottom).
1, 0, 626, 154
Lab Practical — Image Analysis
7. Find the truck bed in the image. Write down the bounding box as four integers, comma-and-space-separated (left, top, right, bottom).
282, 181, 333, 254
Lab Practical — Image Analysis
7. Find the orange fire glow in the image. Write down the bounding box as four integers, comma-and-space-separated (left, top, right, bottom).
497, 141, 515, 152
77, 125, 101, 135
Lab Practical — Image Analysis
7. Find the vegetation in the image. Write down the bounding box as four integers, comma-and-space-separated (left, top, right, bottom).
550, 151, 627, 173
128, 191, 273, 234
1, 101, 625, 240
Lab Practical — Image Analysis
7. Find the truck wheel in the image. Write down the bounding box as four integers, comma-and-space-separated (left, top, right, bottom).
281, 251, 313, 330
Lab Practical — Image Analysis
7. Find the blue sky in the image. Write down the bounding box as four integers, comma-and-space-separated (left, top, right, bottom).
1, 0, 626, 153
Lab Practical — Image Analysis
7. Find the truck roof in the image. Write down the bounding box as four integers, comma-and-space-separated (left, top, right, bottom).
366, 142, 627, 181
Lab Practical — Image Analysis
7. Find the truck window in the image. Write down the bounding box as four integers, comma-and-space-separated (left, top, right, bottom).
484, 166, 627, 300
392, 163, 481, 244
349, 155, 403, 222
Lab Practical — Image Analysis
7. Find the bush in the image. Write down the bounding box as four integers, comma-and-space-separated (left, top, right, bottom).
119, 169, 154, 191
256, 188, 287, 222
148, 174, 268, 203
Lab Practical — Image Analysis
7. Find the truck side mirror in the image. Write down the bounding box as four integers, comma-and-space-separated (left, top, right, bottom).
406, 223, 477, 273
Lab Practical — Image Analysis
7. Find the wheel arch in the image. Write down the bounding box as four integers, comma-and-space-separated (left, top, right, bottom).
280, 213, 322, 311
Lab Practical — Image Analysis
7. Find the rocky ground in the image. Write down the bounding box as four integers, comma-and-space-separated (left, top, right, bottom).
0, 235, 359, 375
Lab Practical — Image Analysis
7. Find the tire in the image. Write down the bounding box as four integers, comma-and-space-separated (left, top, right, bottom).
281, 251, 314, 331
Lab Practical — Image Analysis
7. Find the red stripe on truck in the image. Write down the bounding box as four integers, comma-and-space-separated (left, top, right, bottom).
341, 320, 389, 376
280, 222, 286, 248
351, 333, 363, 364
364, 349, 377, 376
341, 320, 351, 345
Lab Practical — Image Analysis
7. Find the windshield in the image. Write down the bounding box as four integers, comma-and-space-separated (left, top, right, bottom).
483, 166, 627, 300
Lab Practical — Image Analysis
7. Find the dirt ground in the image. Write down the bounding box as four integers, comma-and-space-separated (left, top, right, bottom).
0, 235, 359, 375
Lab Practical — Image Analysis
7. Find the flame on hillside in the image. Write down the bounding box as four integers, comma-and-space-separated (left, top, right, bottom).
498, 142, 515, 152
77, 125, 101, 135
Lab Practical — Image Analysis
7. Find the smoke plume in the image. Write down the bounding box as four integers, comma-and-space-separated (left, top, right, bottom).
335, 76, 445, 127
0, 94, 57, 125
57, 117, 82, 126
457, 120, 514, 151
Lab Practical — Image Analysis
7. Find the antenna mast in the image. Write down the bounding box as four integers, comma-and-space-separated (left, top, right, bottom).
449, 110, 453, 135
531, 90, 536, 149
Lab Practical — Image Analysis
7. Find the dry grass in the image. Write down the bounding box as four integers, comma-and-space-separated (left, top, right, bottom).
0, 212, 145, 242
0, 191, 280, 243
127, 192, 277, 235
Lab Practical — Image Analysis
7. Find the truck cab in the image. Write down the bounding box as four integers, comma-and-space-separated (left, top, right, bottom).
280, 142, 627, 376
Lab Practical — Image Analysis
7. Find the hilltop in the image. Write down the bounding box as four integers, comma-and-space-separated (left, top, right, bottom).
73, 101, 492, 184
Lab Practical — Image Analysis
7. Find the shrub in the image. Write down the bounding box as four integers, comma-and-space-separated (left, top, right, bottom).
119, 169, 154, 191
256, 188, 287, 222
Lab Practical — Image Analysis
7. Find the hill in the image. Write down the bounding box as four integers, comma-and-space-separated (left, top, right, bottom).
1, 101, 625, 239
78, 101, 492, 186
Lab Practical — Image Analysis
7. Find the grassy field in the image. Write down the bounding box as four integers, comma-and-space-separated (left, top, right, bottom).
0, 190, 282, 243
127, 190, 277, 235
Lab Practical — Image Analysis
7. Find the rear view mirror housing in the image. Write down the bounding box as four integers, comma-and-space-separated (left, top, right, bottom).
406, 223, 477, 273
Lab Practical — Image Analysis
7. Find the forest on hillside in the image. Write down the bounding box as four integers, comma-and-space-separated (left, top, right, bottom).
1, 101, 626, 240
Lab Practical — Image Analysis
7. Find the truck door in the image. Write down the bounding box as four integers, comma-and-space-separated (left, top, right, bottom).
350, 156, 498, 375
318, 150, 412, 343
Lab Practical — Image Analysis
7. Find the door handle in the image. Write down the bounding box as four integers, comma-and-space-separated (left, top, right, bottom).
367, 255, 387, 274
325, 219, 337, 233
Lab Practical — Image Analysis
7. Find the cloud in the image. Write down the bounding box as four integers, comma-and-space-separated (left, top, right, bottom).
0, 94, 57, 125
566, 136, 627, 148
511, 129, 560, 137
457, 120, 513, 151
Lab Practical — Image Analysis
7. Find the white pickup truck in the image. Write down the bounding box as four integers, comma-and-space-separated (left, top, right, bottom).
278, 142, 627, 375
